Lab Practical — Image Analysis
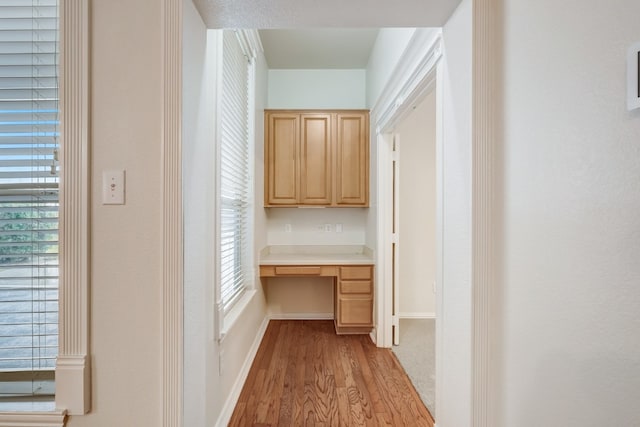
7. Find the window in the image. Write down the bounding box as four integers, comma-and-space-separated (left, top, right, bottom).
0, 0, 59, 400
218, 30, 253, 318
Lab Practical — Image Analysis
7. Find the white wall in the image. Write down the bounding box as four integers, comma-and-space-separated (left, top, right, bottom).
182, 9, 269, 426
67, 0, 164, 425
365, 28, 417, 108
396, 90, 437, 317
183, 3, 215, 425
268, 69, 366, 109
494, 0, 640, 425
266, 208, 367, 245
438, 0, 472, 425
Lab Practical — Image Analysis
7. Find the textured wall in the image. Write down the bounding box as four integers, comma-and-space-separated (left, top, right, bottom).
67, 0, 163, 425
268, 69, 367, 109
438, 0, 473, 424
183, 5, 270, 426
494, 0, 640, 425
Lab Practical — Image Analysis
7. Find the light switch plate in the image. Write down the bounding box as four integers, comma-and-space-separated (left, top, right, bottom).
102, 170, 125, 205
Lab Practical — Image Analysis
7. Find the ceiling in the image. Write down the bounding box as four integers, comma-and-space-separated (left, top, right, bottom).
259, 29, 380, 69
192, 0, 462, 70
193, 0, 462, 29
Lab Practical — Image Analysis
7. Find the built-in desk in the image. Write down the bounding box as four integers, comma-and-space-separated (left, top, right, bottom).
259, 246, 374, 335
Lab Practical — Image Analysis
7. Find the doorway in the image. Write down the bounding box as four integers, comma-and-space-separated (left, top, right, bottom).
390, 89, 438, 415
371, 28, 443, 420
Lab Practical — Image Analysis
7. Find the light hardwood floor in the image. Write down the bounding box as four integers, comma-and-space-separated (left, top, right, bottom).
228, 320, 434, 426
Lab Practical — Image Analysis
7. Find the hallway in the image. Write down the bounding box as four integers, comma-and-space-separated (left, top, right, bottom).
229, 320, 434, 426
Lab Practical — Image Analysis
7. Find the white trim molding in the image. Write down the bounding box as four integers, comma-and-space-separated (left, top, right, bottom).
56, 0, 91, 415
0, 411, 67, 427
399, 312, 436, 319
162, 0, 183, 427
268, 313, 334, 320
371, 28, 443, 349
471, 0, 498, 426
370, 28, 443, 134
215, 316, 270, 427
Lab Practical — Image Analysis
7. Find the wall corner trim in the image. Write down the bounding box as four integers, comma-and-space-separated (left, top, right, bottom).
56, 0, 91, 415
162, 0, 184, 426
471, 0, 498, 425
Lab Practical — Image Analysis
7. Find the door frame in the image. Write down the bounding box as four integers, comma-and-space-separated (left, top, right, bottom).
164, 2, 499, 425
371, 28, 442, 349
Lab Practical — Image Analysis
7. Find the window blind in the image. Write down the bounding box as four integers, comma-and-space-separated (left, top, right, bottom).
219, 30, 250, 314
0, 0, 59, 398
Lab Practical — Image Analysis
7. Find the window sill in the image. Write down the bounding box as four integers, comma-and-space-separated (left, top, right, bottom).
0, 406, 66, 427
219, 289, 257, 343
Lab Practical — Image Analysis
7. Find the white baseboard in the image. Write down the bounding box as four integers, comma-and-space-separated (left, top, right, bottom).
269, 312, 333, 320
369, 326, 378, 346
399, 312, 436, 319
215, 315, 270, 427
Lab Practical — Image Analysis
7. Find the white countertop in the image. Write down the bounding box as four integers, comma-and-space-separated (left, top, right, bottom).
259, 245, 374, 265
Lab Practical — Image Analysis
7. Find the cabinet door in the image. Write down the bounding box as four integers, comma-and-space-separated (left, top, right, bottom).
265, 113, 298, 205
299, 114, 332, 205
335, 112, 369, 206
337, 296, 373, 327
335, 265, 374, 332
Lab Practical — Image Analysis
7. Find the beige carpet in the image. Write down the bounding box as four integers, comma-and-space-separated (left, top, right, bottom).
391, 318, 436, 417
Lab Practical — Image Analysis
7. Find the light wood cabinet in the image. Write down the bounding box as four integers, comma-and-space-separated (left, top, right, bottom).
335, 265, 374, 335
299, 114, 332, 205
265, 110, 369, 207
260, 263, 374, 335
335, 113, 368, 206
265, 113, 298, 205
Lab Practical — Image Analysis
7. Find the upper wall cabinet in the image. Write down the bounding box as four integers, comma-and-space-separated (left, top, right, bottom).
265, 110, 369, 207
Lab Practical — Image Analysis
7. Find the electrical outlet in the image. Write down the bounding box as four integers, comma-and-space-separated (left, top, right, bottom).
284, 223, 292, 233
324, 223, 332, 232
336, 223, 343, 233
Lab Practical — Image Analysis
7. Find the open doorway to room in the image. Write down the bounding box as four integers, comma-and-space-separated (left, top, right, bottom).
389, 89, 438, 415
181, 0, 481, 421
370, 29, 443, 419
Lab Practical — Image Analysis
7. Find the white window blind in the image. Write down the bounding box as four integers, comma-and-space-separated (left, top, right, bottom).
219, 30, 251, 314
0, 0, 59, 398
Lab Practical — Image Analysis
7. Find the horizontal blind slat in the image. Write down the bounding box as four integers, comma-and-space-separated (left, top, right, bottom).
219, 30, 250, 315
0, 0, 59, 397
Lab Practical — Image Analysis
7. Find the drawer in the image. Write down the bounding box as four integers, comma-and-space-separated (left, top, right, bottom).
274, 266, 321, 275
340, 266, 372, 280
259, 265, 338, 277
339, 280, 372, 294
337, 296, 373, 326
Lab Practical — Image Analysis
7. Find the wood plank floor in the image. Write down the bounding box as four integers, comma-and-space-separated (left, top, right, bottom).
228, 320, 434, 427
